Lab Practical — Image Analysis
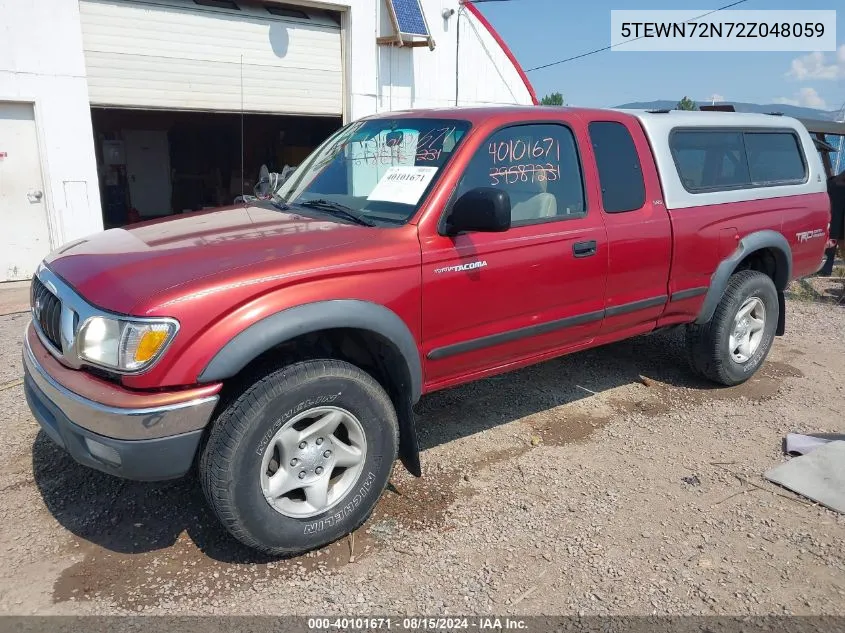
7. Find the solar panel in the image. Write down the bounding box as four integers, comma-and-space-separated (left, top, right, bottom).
389, 0, 429, 37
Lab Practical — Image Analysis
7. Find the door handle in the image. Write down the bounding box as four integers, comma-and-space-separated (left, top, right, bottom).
27, 190, 43, 203
572, 240, 597, 258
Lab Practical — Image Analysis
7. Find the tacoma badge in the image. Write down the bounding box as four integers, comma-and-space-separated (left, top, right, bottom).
434, 260, 488, 274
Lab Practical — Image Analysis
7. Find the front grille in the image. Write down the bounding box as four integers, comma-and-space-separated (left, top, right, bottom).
31, 276, 62, 351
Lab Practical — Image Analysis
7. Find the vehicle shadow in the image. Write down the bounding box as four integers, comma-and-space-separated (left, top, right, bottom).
31, 431, 274, 564
31, 327, 719, 564
414, 326, 710, 450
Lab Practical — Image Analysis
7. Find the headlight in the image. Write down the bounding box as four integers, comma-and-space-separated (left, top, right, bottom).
78, 316, 178, 372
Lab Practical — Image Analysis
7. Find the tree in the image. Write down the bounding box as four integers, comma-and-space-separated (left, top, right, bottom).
540, 92, 564, 106
676, 96, 697, 111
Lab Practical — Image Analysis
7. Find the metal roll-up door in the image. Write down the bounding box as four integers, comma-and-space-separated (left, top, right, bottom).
79, 0, 342, 115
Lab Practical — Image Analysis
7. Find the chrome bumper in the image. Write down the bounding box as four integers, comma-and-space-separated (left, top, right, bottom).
23, 327, 220, 481
23, 330, 218, 441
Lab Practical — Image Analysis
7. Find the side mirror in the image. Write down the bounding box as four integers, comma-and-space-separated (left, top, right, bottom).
442, 187, 511, 236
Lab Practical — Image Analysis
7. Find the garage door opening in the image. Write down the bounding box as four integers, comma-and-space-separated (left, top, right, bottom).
91, 108, 342, 228
80, 0, 345, 228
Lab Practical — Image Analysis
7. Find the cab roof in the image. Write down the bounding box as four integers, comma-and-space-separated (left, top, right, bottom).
362, 105, 626, 124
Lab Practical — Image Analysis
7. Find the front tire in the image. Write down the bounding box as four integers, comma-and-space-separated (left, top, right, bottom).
200, 359, 398, 556
685, 270, 778, 386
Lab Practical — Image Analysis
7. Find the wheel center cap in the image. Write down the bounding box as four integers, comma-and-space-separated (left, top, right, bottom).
292, 438, 333, 480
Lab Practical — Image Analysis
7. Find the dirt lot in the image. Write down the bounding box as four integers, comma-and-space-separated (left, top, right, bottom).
0, 278, 843, 616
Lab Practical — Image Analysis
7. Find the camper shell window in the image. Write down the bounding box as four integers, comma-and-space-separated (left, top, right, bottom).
669, 128, 808, 193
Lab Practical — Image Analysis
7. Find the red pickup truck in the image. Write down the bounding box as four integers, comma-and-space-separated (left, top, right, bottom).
24, 107, 830, 556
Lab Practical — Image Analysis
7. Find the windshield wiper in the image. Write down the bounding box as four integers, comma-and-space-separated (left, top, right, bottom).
295, 199, 376, 227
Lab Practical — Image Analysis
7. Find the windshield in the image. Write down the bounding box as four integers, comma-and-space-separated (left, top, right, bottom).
276, 118, 471, 225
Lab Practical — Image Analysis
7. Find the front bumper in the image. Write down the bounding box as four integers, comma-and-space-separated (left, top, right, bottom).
23, 322, 221, 481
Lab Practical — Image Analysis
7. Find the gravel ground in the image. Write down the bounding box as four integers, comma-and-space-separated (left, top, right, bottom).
0, 280, 843, 616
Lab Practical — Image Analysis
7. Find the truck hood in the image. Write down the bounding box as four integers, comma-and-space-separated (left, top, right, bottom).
44, 204, 371, 314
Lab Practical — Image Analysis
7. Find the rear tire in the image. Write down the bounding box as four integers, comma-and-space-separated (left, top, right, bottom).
200, 359, 398, 557
685, 270, 778, 386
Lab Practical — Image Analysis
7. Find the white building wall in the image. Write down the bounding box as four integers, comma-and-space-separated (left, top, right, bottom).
0, 0, 533, 259
0, 0, 102, 249
338, 0, 536, 117
415, 1, 537, 109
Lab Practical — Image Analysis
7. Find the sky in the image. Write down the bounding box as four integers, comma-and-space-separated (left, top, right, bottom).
475, 0, 845, 113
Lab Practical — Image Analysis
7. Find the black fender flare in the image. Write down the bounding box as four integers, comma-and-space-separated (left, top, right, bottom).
199, 300, 423, 476
695, 229, 792, 327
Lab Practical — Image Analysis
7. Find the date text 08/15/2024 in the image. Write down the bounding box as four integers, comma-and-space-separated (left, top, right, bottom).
307, 617, 528, 630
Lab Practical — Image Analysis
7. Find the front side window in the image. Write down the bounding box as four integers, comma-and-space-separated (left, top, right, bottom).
455, 123, 586, 226
277, 118, 470, 225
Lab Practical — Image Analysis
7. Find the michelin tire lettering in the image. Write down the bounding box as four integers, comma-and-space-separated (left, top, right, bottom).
743, 333, 774, 373
303, 471, 377, 534
255, 392, 341, 455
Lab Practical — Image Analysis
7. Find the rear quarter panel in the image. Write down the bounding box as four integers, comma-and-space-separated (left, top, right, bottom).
625, 111, 830, 324
783, 192, 831, 278
662, 193, 829, 325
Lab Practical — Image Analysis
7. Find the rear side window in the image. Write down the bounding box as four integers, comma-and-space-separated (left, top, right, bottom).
588, 121, 646, 213
745, 132, 806, 185
670, 131, 749, 191
670, 129, 806, 192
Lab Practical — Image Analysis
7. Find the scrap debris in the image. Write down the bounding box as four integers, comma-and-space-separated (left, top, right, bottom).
765, 441, 845, 514
784, 432, 845, 456
681, 474, 701, 486
638, 375, 655, 387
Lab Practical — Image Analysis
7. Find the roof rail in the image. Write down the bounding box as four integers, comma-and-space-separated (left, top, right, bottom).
646, 109, 672, 114
766, 111, 784, 116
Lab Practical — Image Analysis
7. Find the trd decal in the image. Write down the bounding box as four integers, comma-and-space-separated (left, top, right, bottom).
434, 260, 488, 274
795, 229, 826, 243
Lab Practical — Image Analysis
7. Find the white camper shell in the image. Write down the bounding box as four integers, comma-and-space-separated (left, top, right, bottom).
617, 110, 828, 211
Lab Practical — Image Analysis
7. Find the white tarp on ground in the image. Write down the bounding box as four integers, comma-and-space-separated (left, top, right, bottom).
765, 440, 845, 514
